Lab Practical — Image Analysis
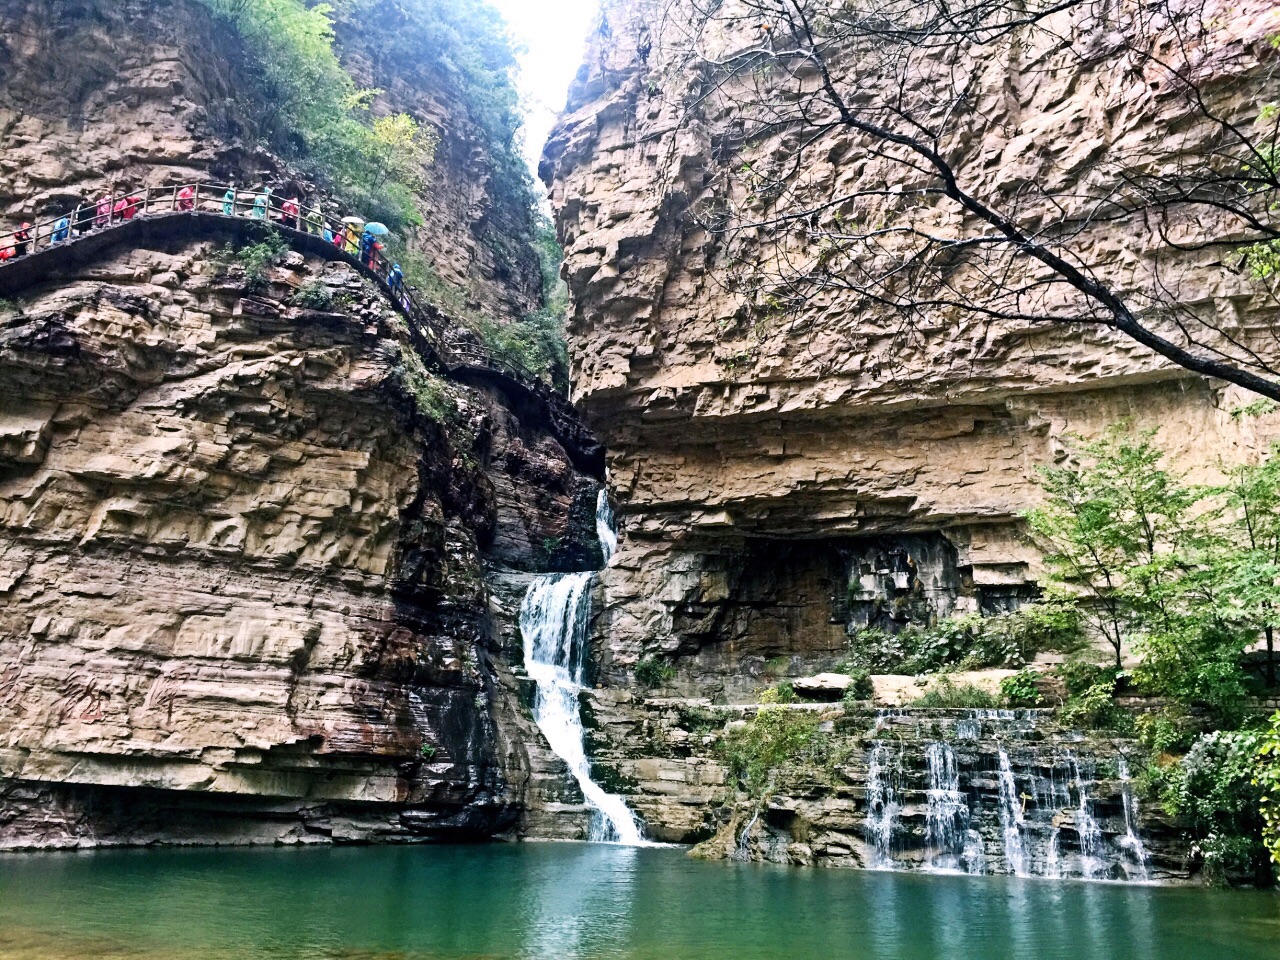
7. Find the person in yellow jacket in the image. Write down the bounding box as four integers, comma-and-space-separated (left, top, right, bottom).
343, 221, 362, 255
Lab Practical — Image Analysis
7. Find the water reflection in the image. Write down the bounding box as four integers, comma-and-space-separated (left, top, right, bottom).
0, 844, 1276, 960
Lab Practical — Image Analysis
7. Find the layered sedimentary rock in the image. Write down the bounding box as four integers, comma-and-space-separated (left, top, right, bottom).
0, 232, 597, 847
537, 0, 1280, 857
543, 0, 1280, 682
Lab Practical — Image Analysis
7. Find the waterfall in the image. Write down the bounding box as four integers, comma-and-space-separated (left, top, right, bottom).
596, 489, 618, 563
864, 744, 902, 869
1117, 756, 1151, 881
1045, 828, 1062, 879
519, 491, 644, 845
995, 745, 1030, 877
923, 743, 971, 873
1068, 755, 1105, 880
734, 805, 762, 862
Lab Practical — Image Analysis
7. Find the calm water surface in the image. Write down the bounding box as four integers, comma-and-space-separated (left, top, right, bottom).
0, 843, 1277, 959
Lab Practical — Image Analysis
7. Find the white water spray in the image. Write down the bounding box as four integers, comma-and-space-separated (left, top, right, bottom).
996, 745, 1030, 877
519, 491, 644, 844
864, 743, 903, 868
1117, 756, 1151, 881
923, 742, 970, 873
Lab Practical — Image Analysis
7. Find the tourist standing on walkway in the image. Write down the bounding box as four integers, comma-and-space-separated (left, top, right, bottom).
303, 201, 323, 236
223, 185, 237, 216
176, 185, 196, 212
12, 223, 31, 256
114, 195, 140, 221
282, 196, 300, 230
251, 188, 271, 221
343, 221, 361, 254
96, 194, 113, 229
72, 199, 93, 236
51, 216, 71, 245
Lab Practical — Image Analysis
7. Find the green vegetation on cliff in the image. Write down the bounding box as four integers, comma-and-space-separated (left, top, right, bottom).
198, 0, 438, 226
1020, 423, 1280, 881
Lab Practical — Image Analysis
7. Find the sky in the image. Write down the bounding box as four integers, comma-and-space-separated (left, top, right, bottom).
488, 0, 601, 175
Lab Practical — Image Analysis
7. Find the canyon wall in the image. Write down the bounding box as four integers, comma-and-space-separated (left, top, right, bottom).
538, 0, 1280, 856
0, 0, 591, 848
543, 0, 1280, 688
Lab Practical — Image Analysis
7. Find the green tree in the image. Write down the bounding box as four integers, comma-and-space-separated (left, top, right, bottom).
199, 0, 437, 228
1219, 448, 1280, 688
1026, 426, 1204, 668
1259, 712, 1280, 866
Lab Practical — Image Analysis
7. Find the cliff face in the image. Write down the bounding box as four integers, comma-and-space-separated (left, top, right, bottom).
0, 0, 543, 320
0, 0, 593, 848
0, 232, 596, 847
331, 3, 543, 320
543, 0, 1280, 687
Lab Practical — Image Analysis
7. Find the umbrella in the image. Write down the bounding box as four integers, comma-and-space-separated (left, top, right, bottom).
342, 216, 365, 226
363, 222, 390, 236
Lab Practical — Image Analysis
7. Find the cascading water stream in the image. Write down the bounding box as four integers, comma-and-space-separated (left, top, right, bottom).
1068, 755, 1106, 880
1117, 756, 1151, 880
923, 743, 971, 873
864, 743, 903, 869
995, 745, 1030, 877
519, 491, 644, 845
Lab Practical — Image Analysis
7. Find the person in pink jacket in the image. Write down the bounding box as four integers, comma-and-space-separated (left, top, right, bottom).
95, 194, 113, 229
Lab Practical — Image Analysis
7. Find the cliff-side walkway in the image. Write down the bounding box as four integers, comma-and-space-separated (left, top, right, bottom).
0, 188, 602, 474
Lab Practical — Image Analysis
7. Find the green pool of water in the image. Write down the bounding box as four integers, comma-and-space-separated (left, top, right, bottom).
0, 843, 1277, 959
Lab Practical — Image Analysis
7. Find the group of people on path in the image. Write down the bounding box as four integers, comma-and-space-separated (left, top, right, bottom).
1, 188, 171, 259
3, 181, 411, 311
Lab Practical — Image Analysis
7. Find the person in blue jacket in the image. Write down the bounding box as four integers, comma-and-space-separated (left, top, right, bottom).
51, 216, 71, 244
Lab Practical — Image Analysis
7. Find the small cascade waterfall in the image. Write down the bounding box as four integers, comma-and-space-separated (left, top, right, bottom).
922, 743, 970, 872
864, 744, 903, 868
995, 745, 1030, 877
734, 805, 762, 862
595, 490, 618, 563
1045, 829, 1062, 879
1068, 755, 1105, 880
853, 711, 1155, 881
519, 491, 644, 845
1117, 756, 1151, 880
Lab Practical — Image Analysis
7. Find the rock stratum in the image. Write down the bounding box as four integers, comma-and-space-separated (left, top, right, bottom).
543, 0, 1280, 685
0, 0, 597, 848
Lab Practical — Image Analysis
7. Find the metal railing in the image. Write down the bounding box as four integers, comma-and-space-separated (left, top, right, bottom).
0, 182, 559, 400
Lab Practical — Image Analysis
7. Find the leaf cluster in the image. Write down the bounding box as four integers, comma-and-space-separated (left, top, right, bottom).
718, 706, 826, 796
634, 657, 677, 689
909, 677, 997, 709
845, 601, 1081, 675
1157, 729, 1271, 883
1027, 424, 1280, 722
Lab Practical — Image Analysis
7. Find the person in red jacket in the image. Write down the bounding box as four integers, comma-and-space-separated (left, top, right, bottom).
12, 223, 32, 257
176, 185, 196, 212
281, 196, 300, 230
115, 195, 140, 221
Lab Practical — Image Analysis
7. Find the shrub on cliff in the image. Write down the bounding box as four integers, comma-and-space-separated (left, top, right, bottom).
719, 707, 826, 796
1156, 729, 1273, 884
844, 601, 1081, 675
1259, 712, 1280, 869
198, 0, 439, 228
210, 230, 288, 292
909, 678, 996, 710
634, 657, 676, 689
